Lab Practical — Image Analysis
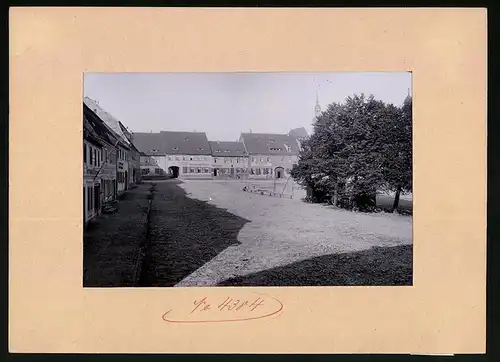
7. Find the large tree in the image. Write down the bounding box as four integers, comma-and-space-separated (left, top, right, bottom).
381, 95, 412, 211
292, 93, 412, 212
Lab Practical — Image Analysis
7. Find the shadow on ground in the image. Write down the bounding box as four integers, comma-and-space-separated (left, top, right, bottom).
139, 179, 250, 287
218, 244, 413, 286
83, 185, 150, 287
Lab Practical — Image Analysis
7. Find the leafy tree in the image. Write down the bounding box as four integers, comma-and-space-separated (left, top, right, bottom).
291, 93, 412, 212
380, 96, 412, 212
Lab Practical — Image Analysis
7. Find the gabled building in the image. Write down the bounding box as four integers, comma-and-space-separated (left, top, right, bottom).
83, 109, 105, 226
119, 122, 141, 186
133, 131, 213, 179
84, 103, 120, 208
239, 132, 301, 180
84, 97, 131, 195
209, 141, 248, 178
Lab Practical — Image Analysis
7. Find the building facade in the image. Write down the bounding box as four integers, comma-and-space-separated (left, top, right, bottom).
84, 97, 133, 196
133, 131, 213, 179
209, 141, 248, 178
120, 122, 141, 186
84, 103, 119, 205
240, 133, 301, 180
83, 112, 104, 226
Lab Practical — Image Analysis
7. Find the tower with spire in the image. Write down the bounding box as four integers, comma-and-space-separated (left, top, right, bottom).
313, 88, 322, 123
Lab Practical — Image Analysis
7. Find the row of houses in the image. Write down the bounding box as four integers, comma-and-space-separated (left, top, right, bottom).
83, 97, 142, 226
133, 127, 309, 181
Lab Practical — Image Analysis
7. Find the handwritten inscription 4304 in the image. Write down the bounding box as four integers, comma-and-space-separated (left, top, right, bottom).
162, 293, 283, 323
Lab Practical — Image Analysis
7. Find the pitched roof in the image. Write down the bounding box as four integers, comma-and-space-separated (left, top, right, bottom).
209, 141, 247, 157
83, 97, 131, 148
288, 127, 309, 139
240, 133, 301, 155
132, 131, 212, 155
83, 103, 119, 146
83, 113, 104, 147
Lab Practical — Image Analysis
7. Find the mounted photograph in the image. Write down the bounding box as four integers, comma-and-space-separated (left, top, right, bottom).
82, 72, 413, 288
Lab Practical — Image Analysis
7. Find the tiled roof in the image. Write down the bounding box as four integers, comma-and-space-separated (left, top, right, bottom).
83, 103, 119, 146
132, 131, 212, 155
288, 127, 309, 139
209, 141, 247, 157
83, 97, 131, 148
240, 133, 301, 155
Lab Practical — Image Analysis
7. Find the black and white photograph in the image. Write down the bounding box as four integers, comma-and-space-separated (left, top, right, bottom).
83, 72, 413, 288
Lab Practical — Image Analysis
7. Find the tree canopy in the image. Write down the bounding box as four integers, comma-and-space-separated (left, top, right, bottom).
291, 93, 412, 212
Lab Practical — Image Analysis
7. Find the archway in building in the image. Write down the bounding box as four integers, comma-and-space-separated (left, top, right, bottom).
274, 167, 285, 179
168, 166, 180, 178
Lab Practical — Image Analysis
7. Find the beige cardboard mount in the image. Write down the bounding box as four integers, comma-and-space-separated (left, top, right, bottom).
9, 8, 486, 354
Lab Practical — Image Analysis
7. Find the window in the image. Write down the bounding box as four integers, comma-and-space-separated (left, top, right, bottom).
281, 156, 285, 161
256, 168, 261, 175
267, 157, 271, 162
168, 156, 172, 161
252, 157, 256, 162
236, 158, 239, 163
197, 148, 203, 151
155, 168, 162, 175
175, 156, 180, 161
197, 168, 201, 173
269, 138, 275, 142
289, 156, 293, 162
190, 156, 193, 161
263, 168, 269, 175
204, 168, 209, 173
173, 147, 179, 151
286, 168, 291, 174
93, 149, 97, 166
183, 156, 188, 161
189, 168, 195, 173
250, 168, 255, 175
259, 157, 263, 163
84, 144, 87, 163
214, 158, 217, 163
182, 166, 188, 174
141, 168, 149, 175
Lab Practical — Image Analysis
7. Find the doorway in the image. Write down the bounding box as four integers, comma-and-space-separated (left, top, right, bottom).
275, 167, 284, 179
213, 168, 218, 177
168, 166, 180, 178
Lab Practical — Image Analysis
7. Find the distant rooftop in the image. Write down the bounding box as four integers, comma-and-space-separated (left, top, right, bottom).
132, 131, 212, 155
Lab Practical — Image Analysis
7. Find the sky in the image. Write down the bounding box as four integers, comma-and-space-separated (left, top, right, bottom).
83, 72, 412, 141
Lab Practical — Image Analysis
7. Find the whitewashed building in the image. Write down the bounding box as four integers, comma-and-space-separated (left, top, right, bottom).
239, 132, 302, 180
133, 131, 213, 179
209, 141, 248, 178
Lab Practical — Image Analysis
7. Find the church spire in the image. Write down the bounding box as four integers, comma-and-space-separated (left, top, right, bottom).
313, 86, 322, 122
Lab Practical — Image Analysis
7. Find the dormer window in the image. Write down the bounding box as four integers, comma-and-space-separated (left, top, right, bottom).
173, 147, 179, 151
185, 137, 189, 141
270, 138, 275, 142
197, 148, 203, 151
216, 149, 221, 152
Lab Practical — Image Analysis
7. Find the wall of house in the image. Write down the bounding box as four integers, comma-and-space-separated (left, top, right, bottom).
83, 140, 104, 224
212, 156, 249, 178
246, 154, 299, 179
161, 154, 214, 179
117, 146, 129, 194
